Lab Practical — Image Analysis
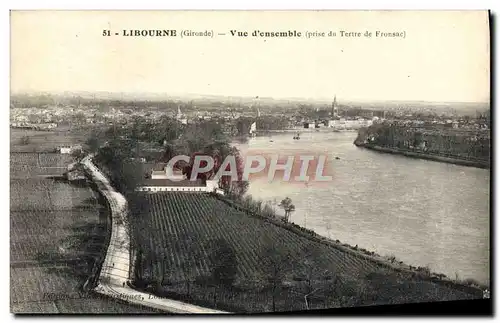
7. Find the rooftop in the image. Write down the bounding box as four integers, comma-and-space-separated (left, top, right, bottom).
152, 162, 167, 171
139, 178, 205, 187
141, 162, 185, 173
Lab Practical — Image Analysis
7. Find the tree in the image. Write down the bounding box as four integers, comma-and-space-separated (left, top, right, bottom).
236, 117, 254, 136
71, 149, 84, 161
261, 202, 277, 218
161, 143, 175, 162
127, 192, 151, 285
258, 245, 292, 312
293, 247, 333, 309
191, 142, 249, 199
178, 234, 201, 296
205, 238, 238, 307
150, 247, 171, 288
94, 135, 144, 190
72, 112, 86, 125
208, 238, 238, 288
20, 135, 30, 145
279, 197, 296, 223
85, 132, 101, 153
153, 116, 182, 144
183, 151, 217, 182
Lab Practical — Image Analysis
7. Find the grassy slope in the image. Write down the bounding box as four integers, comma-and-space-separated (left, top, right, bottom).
133, 192, 480, 313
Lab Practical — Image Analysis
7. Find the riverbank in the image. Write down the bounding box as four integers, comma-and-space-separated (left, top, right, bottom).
355, 143, 490, 169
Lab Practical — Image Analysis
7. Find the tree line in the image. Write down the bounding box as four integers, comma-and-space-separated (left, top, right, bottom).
86, 116, 250, 197
359, 123, 490, 160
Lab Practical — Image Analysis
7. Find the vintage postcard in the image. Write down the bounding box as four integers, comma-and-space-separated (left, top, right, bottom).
10, 10, 490, 314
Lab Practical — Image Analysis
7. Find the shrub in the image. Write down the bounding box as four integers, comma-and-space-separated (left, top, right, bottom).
386, 255, 397, 264
463, 278, 481, 287
20, 135, 30, 145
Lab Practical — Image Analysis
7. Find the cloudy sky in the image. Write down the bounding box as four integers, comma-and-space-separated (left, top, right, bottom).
11, 11, 490, 102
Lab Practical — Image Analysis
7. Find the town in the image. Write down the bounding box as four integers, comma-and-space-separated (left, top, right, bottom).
10, 93, 490, 134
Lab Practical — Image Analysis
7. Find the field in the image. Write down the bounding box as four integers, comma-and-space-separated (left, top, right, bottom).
10, 152, 74, 179
10, 152, 157, 313
10, 128, 89, 153
10, 266, 156, 314
132, 192, 480, 313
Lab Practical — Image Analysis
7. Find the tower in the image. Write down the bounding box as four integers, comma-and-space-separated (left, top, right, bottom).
177, 106, 183, 119
176, 105, 187, 125
332, 95, 338, 118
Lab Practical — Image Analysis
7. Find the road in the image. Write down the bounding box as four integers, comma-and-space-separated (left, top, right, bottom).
95, 283, 228, 314
81, 156, 229, 314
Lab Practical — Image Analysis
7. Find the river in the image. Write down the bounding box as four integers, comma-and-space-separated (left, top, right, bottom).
233, 131, 490, 285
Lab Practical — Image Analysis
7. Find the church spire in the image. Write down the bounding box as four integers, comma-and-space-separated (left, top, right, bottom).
332, 95, 338, 118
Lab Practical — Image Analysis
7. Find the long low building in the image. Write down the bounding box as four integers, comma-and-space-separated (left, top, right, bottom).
135, 178, 224, 194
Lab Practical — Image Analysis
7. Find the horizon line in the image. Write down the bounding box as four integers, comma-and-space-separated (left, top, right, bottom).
10, 90, 490, 105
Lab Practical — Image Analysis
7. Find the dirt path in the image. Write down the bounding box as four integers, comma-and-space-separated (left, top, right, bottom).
81, 156, 228, 314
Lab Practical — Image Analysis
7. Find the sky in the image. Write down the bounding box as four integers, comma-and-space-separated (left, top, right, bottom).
10, 10, 490, 102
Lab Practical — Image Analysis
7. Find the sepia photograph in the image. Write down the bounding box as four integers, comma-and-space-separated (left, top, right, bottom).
9, 10, 491, 314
